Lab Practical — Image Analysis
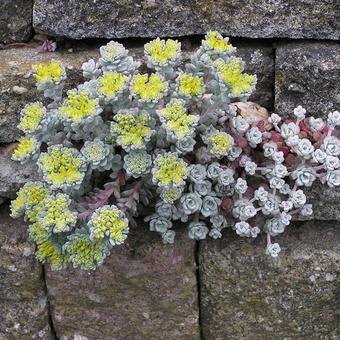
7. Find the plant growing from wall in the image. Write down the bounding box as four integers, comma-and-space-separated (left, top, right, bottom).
11, 31, 340, 269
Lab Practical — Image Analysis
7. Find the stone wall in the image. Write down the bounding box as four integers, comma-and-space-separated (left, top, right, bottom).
0, 2, 339, 339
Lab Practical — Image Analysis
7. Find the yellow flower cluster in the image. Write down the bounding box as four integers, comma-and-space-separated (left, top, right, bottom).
18, 102, 46, 133
215, 58, 256, 97
98, 71, 128, 99
89, 206, 129, 244
12, 136, 39, 161
111, 111, 153, 150
178, 73, 204, 97
144, 38, 181, 65
208, 132, 234, 156
38, 146, 85, 188
10, 182, 50, 220
28, 222, 50, 244
36, 240, 65, 270
60, 90, 97, 122
33, 60, 65, 83
159, 100, 199, 139
205, 31, 234, 53
131, 73, 167, 102
153, 153, 189, 187
39, 194, 77, 233
65, 235, 109, 270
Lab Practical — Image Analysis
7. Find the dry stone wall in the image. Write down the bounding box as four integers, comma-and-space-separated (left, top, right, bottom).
0, 2, 339, 339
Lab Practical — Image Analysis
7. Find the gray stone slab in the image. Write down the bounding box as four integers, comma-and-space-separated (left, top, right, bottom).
199, 220, 340, 339
33, 0, 339, 40
275, 42, 340, 119
0, 0, 33, 43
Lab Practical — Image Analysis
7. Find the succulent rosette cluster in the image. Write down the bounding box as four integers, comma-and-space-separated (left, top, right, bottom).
11, 31, 339, 270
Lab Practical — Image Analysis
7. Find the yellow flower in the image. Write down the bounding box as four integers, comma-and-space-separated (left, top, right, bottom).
10, 189, 26, 218
64, 234, 109, 270
36, 240, 65, 270
178, 73, 204, 97
28, 223, 50, 244
12, 136, 38, 161
159, 100, 198, 139
10, 182, 50, 221
33, 60, 65, 83
145, 38, 180, 65
208, 132, 234, 156
98, 72, 128, 99
131, 73, 167, 102
60, 90, 97, 122
18, 102, 46, 133
153, 153, 189, 187
215, 58, 256, 97
111, 110, 153, 150
39, 194, 77, 233
38, 146, 85, 188
205, 31, 234, 52
89, 205, 129, 245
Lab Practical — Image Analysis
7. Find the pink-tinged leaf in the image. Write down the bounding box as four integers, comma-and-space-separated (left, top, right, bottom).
270, 132, 281, 143
37, 40, 57, 53
281, 146, 289, 156
299, 120, 310, 134
234, 135, 247, 148
221, 198, 233, 212
312, 131, 322, 142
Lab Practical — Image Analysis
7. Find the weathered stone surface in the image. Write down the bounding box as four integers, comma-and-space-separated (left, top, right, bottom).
46, 227, 199, 340
199, 220, 340, 339
236, 45, 274, 109
0, 43, 273, 143
0, 0, 33, 43
303, 182, 340, 220
33, 0, 339, 40
0, 144, 38, 199
275, 42, 340, 119
0, 205, 52, 339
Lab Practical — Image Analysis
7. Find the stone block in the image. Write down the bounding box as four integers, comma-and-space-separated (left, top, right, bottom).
199, 220, 340, 339
33, 0, 340, 40
0, 0, 33, 43
275, 42, 340, 119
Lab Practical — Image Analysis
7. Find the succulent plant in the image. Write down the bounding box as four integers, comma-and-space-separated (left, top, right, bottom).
10, 31, 340, 269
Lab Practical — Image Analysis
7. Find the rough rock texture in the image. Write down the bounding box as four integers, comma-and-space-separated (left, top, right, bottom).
33, 0, 339, 40
45, 227, 199, 340
0, 44, 273, 143
236, 45, 274, 109
199, 220, 340, 339
275, 42, 340, 119
0, 0, 33, 43
303, 182, 340, 220
0, 205, 52, 339
0, 144, 38, 199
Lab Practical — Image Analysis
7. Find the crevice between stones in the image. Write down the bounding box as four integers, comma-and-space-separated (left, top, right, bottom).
195, 240, 204, 340
41, 265, 59, 340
